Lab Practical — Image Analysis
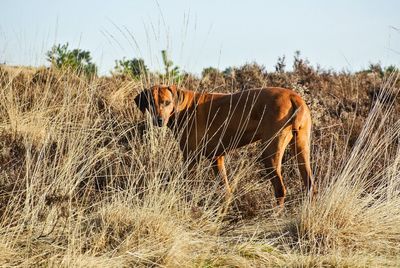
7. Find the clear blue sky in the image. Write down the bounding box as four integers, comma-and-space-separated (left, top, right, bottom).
1, 0, 399, 75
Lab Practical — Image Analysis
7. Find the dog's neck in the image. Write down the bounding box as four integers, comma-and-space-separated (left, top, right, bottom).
167, 89, 227, 131
176, 89, 227, 111
176, 89, 198, 111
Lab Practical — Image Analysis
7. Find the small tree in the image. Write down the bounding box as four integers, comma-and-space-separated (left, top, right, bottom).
275, 55, 286, 73
46, 43, 97, 77
161, 50, 180, 81
367, 63, 384, 77
113, 57, 148, 78
293, 50, 311, 73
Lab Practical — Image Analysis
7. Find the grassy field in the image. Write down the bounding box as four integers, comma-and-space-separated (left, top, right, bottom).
0, 62, 399, 267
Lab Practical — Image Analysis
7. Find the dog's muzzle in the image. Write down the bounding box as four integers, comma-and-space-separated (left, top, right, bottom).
155, 116, 164, 127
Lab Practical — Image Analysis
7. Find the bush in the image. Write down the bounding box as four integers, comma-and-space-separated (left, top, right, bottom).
46, 43, 97, 77
233, 62, 267, 90
200, 67, 226, 89
113, 57, 148, 79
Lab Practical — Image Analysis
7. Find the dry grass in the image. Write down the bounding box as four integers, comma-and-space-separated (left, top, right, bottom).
0, 65, 399, 267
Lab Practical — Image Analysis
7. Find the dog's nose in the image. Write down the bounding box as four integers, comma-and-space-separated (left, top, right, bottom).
157, 117, 164, 126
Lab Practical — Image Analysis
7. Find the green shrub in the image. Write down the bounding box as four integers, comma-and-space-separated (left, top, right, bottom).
161, 50, 181, 82
113, 57, 148, 79
46, 43, 97, 77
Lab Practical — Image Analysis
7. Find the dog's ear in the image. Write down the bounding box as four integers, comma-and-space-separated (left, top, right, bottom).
134, 90, 149, 113
167, 85, 177, 97
168, 85, 184, 110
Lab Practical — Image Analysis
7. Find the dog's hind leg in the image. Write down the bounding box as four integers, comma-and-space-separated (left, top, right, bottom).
291, 126, 316, 198
212, 155, 232, 196
261, 129, 293, 207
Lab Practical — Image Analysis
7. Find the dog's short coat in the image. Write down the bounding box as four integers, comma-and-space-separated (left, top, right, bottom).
134, 85, 316, 206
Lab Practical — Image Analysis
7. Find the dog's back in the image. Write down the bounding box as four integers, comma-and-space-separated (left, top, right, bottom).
185, 87, 310, 156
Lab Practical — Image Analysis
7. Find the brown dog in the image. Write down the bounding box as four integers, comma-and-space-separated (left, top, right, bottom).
134, 85, 316, 206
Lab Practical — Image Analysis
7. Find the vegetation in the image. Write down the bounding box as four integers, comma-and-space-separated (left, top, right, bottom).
46, 43, 97, 77
0, 51, 399, 267
113, 57, 148, 79
161, 49, 181, 82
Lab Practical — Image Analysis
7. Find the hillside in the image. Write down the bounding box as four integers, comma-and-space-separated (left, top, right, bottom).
0, 61, 399, 267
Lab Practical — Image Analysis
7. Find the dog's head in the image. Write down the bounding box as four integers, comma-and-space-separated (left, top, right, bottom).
134, 85, 181, 127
